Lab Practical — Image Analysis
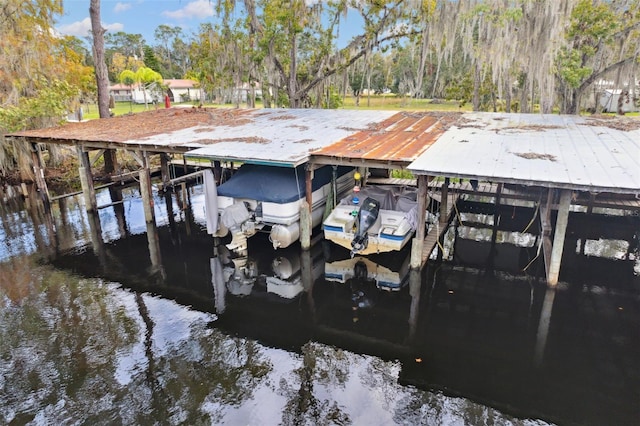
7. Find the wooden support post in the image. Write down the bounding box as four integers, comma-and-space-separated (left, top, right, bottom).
103, 148, 118, 176
490, 183, 504, 254
547, 189, 572, 286
495, 182, 503, 208
160, 153, 170, 190
30, 143, 51, 212
138, 152, 156, 225
411, 175, 429, 269
137, 151, 164, 278
587, 192, 596, 214
76, 145, 97, 212
213, 160, 222, 184
439, 177, 449, 223
300, 167, 314, 250
544, 188, 554, 234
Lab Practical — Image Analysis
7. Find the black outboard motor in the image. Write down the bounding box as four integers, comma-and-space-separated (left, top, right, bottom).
351, 197, 380, 255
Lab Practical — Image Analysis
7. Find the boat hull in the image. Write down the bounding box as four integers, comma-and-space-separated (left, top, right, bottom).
213, 164, 354, 251
322, 185, 419, 255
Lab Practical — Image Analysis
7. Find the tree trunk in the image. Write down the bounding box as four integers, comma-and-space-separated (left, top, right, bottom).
90, 0, 118, 176
90, 0, 110, 119
472, 64, 481, 111
414, 27, 429, 99
617, 90, 628, 115
566, 89, 578, 115
505, 78, 512, 113
288, 3, 298, 108
520, 76, 530, 113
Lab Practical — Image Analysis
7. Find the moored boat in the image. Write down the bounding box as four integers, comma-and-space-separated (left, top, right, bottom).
209, 164, 353, 254
322, 185, 420, 255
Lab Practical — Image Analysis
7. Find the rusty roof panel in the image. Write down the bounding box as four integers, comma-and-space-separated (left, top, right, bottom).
9, 108, 253, 145
311, 111, 461, 165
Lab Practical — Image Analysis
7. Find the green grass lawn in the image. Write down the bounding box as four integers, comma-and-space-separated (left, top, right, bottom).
81, 101, 178, 120
340, 94, 469, 111
81, 96, 470, 120
81, 96, 637, 120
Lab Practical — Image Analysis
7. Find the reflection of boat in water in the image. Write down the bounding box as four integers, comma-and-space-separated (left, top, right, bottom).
210, 164, 353, 254
324, 246, 411, 292
211, 237, 325, 305
322, 185, 420, 255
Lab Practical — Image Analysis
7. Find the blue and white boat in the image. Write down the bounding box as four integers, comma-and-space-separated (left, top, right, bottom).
322, 185, 420, 255
209, 164, 353, 253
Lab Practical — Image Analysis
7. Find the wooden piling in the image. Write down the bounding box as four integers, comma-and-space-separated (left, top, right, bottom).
300, 167, 314, 251
30, 143, 51, 211
411, 175, 429, 269
160, 153, 171, 189
138, 152, 156, 225
76, 145, 97, 212
439, 177, 449, 223
547, 189, 572, 286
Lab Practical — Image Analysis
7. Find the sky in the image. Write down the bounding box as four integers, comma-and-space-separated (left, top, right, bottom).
57, 0, 218, 44
57, 0, 361, 47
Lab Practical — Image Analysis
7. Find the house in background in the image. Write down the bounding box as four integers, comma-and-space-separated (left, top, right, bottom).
599, 89, 639, 113
109, 79, 201, 104
166, 79, 202, 103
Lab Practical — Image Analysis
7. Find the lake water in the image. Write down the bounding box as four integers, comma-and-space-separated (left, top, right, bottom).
0, 182, 638, 425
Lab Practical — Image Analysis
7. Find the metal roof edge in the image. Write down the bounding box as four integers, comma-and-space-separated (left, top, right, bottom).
184, 152, 302, 168
407, 169, 640, 195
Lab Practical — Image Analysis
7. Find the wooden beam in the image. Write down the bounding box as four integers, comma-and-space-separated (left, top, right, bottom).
411, 175, 429, 269
547, 189, 572, 286
76, 145, 97, 212
300, 167, 314, 250
90, 149, 106, 167
30, 143, 51, 211
310, 156, 409, 170
439, 177, 449, 223
160, 152, 170, 189
138, 151, 156, 224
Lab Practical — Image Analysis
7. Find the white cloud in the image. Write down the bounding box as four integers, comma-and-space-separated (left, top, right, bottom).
162, 0, 214, 20
105, 22, 125, 33
114, 2, 132, 13
58, 17, 92, 37
57, 17, 124, 37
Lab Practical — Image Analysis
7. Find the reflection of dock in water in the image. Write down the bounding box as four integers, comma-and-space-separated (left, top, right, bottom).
39, 181, 639, 426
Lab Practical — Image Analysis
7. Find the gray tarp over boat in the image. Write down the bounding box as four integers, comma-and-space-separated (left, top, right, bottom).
217, 164, 352, 203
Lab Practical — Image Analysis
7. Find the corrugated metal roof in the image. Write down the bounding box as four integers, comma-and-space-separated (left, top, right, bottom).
10, 108, 242, 146
310, 111, 457, 167
408, 113, 640, 194
183, 108, 398, 167
8, 108, 397, 165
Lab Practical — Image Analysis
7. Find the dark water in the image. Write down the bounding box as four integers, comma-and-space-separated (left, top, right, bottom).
0, 183, 638, 425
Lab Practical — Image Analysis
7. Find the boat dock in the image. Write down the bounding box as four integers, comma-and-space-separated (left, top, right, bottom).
7, 108, 640, 287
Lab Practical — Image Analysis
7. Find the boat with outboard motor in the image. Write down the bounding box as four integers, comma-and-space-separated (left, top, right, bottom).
207, 163, 353, 254
322, 184, 421, 256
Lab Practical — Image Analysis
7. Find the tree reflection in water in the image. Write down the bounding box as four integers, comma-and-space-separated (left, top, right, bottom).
0, 256, 550, 425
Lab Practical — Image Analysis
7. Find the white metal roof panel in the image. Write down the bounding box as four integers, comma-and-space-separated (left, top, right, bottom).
408, 113, 640, 194
137, 109, 400, 167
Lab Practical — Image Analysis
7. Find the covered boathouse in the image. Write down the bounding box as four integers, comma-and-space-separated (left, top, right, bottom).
6, 107, 640, 286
